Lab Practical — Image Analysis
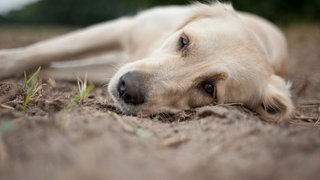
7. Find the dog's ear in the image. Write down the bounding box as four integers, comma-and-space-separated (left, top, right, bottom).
256, 75, 294, 122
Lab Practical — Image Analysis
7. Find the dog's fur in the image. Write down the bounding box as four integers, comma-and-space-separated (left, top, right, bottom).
0, 2, 293, 122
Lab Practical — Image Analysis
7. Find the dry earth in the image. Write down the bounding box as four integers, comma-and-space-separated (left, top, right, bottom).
0, 24, 319, 180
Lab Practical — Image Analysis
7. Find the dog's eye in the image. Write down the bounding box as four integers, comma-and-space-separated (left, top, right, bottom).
178, 34, 189, 50
203, 82, 215, 95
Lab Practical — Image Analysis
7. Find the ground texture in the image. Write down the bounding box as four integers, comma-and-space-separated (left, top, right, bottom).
0, 24, 319, 180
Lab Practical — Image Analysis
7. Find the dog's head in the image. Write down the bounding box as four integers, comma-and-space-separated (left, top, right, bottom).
108, 3, 293, 122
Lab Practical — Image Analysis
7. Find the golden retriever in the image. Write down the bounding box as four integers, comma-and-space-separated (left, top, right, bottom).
0, 2, 293, 122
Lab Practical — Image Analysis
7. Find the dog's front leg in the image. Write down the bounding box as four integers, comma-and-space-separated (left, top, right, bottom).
0, 17, 132, 78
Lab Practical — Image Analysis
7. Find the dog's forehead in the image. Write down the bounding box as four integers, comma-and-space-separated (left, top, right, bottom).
183, 16, 244, 36
177, 16, 249, 56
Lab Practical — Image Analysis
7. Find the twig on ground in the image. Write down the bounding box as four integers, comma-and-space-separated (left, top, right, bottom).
221, 103, 244, 106
293, 116, 319, 121
0, 104, 14, 110
297, 100, 320, 106
159, 134, 188, 147
297, 104, 319, 108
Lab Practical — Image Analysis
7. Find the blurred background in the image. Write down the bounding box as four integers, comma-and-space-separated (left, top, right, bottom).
0, 0, 319, 26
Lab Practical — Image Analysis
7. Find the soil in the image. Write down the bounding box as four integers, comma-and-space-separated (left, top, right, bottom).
0, 24, 319, 180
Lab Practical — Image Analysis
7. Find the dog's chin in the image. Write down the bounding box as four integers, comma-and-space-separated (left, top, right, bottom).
108, 84, 181, 116
111, 96, 181, 116
116, 102, 145, 115
115, 101, 170, 115
109, 91, 144, 115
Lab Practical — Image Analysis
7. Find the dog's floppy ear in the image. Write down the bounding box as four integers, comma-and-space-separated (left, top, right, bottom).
256, 75, 294, 122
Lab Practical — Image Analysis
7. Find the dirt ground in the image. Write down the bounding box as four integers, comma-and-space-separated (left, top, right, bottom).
0, 24, 319, 180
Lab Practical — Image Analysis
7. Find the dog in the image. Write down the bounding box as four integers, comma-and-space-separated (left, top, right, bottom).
0, 2, 293, 122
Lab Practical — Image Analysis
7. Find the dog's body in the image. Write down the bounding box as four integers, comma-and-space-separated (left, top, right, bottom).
0, 2, 293, 122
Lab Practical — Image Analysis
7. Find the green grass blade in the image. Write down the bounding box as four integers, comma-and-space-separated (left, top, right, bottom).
22, 66, 42, 112
23, 71, 27, 90
23, 88, 33, 112
65, 84, 94, 113
25, 67, 41, 86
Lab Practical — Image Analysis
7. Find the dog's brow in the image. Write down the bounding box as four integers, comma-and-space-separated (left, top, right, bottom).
192, 73, 225, 85
176, 10, 215, 31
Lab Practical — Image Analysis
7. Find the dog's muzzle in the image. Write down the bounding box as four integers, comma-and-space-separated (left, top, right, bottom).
117, 71, 145, 105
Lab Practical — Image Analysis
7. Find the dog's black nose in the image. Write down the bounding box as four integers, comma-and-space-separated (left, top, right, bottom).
117, 71, 145, 105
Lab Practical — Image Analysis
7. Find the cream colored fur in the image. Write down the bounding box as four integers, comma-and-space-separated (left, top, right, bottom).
0, 2, 293, 122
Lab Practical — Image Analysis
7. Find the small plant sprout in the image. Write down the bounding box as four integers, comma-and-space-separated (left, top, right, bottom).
0, 120, 16, 133
66, 73, 94, 113
152, 114, 161, 121
22, 67, 42, 112
315, 117, 320, 127
132, 123, 152, 140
